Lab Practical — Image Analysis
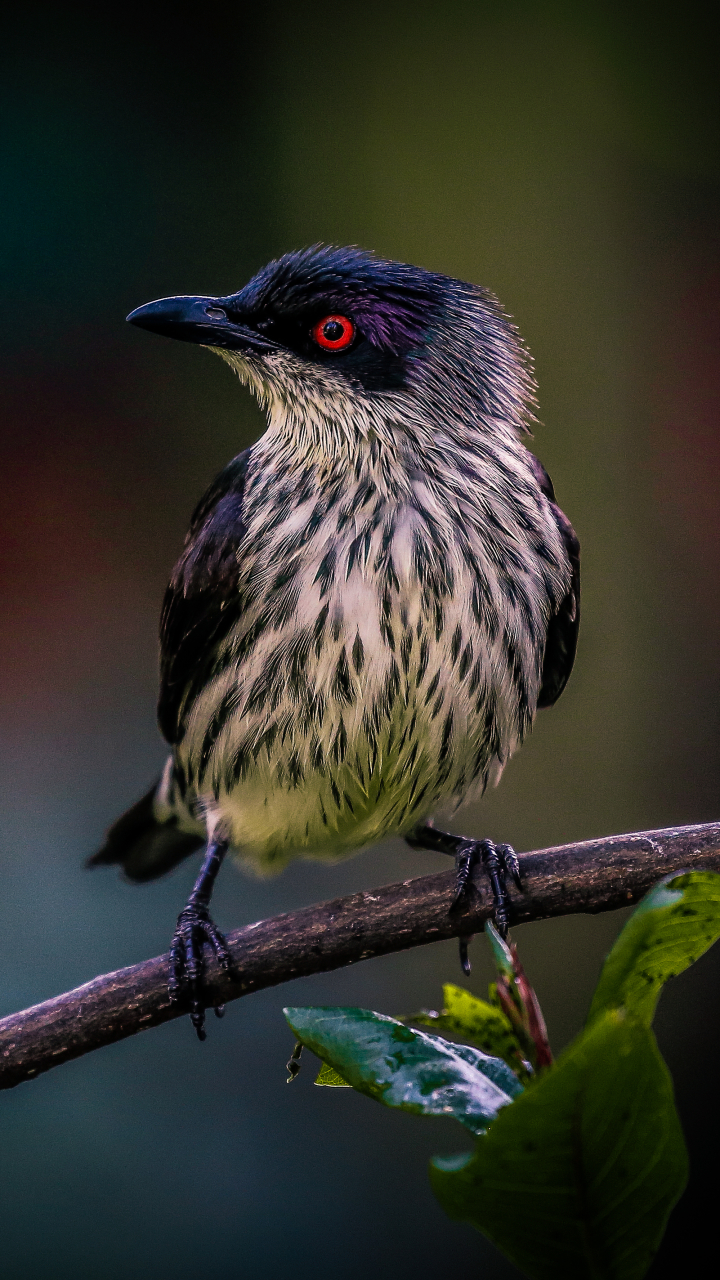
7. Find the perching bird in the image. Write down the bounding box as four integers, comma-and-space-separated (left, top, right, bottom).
90, 245, 579, 1038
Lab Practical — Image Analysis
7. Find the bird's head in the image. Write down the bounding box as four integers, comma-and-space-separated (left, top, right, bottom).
127, 245, 534, 462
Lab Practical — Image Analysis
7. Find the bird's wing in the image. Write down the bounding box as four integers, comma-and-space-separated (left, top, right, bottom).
158, 449, 251, 744
527, 453, 581, 709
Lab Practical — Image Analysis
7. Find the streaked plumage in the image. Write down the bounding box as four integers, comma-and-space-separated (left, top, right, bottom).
91, 245, 579, 1029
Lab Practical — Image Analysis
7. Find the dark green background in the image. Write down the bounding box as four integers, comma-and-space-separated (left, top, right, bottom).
1, 5, 718, 1277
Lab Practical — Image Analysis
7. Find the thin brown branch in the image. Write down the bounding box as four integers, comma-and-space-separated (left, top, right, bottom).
1, 820, 719, 1090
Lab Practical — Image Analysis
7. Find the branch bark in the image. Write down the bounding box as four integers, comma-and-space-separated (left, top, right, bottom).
1, 820, 719, 1090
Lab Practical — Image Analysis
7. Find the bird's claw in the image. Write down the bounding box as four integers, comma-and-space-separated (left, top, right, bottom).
168, 902, 231, 1040
453, 838, 521, 972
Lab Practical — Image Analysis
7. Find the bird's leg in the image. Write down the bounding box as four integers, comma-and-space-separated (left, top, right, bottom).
168, 835, 231, 1040
406, 824, 522, 974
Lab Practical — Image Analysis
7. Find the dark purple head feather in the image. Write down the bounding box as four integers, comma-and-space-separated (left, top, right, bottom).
227, 244, 446, 357
208, 243, 534, 426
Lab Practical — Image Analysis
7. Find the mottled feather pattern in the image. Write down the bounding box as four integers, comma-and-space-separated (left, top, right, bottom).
152, 253, 575, 873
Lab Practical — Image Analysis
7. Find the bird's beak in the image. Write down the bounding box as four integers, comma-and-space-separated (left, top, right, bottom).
126, 296, 273, 353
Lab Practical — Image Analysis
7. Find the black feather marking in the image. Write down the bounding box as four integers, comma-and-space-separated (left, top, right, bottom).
458, 641, 473, 682
450, 624, 462, 664
313, 603, 329, 656
381, 619, 396, 652
346, 535, 360, 579
468, 658, 484, 697
417, 636, 429, 683
313, 602, 329, 636
400, 629, 413, 675
363, 705, 381, 743
288, 752, 304, 787
331, 718, 348, 764
256, 721, 279, 760
412, 531, 431, 583
272, 579, 303, 629
305, 690, 326, 727
385, 559, 400, 592
452, 769, 467, 797
352, 631, 365, 674
407, 771, 421, 806
271, 557, 301, 592
288, 629, 312, 697
330, 778, 342, 810
245, 646, 285, 715
158, 450, 251, 744
470, 744, 488, 781
314, 548, 336, 597
333, 648, 352, 704
229, 740, 252, 784
471, 579, 496, 638
199, 687, 240, 774
439, 709, 454, 762
412, 782, 430, 810
382, 659, 401, 710
434, 602, 444, 641
538, 497, 581, 708
405, 741, 419, 776
424, 670, 441, 705
279, 713, 295, 746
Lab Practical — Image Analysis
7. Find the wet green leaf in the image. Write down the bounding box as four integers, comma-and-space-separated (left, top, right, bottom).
284, 1006, 522, 1134
431, 1011, 688, 1280
588, 870, 720, 1028
404, 983, 528, 1078
314, 1062, 351, 1087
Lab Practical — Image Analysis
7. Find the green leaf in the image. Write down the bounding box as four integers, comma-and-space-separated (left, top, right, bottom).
588, 870, 720, 1028
314, 1062, 351, 1087
405, 983, 529, 1078
485, 918, 516, 978
431, 1011, 688, 1280
284, 1006, 522, 1135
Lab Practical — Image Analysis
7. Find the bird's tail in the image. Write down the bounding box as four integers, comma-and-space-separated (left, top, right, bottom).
88, 764, 204, 883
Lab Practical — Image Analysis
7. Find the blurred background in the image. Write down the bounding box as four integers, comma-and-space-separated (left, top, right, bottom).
1, 3, 718, 1276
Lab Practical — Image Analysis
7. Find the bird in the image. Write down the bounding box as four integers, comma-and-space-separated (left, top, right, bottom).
89, 245, 580, 1039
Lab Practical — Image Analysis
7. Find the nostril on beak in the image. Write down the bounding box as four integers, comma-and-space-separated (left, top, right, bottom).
205, 306, 227, 320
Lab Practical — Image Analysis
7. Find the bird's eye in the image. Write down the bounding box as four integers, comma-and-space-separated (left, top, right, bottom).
312, 314, 355, 351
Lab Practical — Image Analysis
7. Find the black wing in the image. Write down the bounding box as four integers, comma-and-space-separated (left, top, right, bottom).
527, 454, 581, 709
158, 449, 251, 744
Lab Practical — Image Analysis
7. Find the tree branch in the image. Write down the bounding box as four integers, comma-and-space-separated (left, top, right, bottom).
1, 820, 719, 1090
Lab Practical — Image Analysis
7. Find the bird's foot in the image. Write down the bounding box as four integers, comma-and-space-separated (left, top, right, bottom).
453, 838, 521, 973
406, 824, 522, 974
168, 901, 231, 1040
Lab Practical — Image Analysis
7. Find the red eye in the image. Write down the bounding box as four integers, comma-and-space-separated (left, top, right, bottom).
312, 314, 355, 351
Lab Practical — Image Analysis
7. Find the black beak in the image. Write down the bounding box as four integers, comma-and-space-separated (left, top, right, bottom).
126, 295, 272, 352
